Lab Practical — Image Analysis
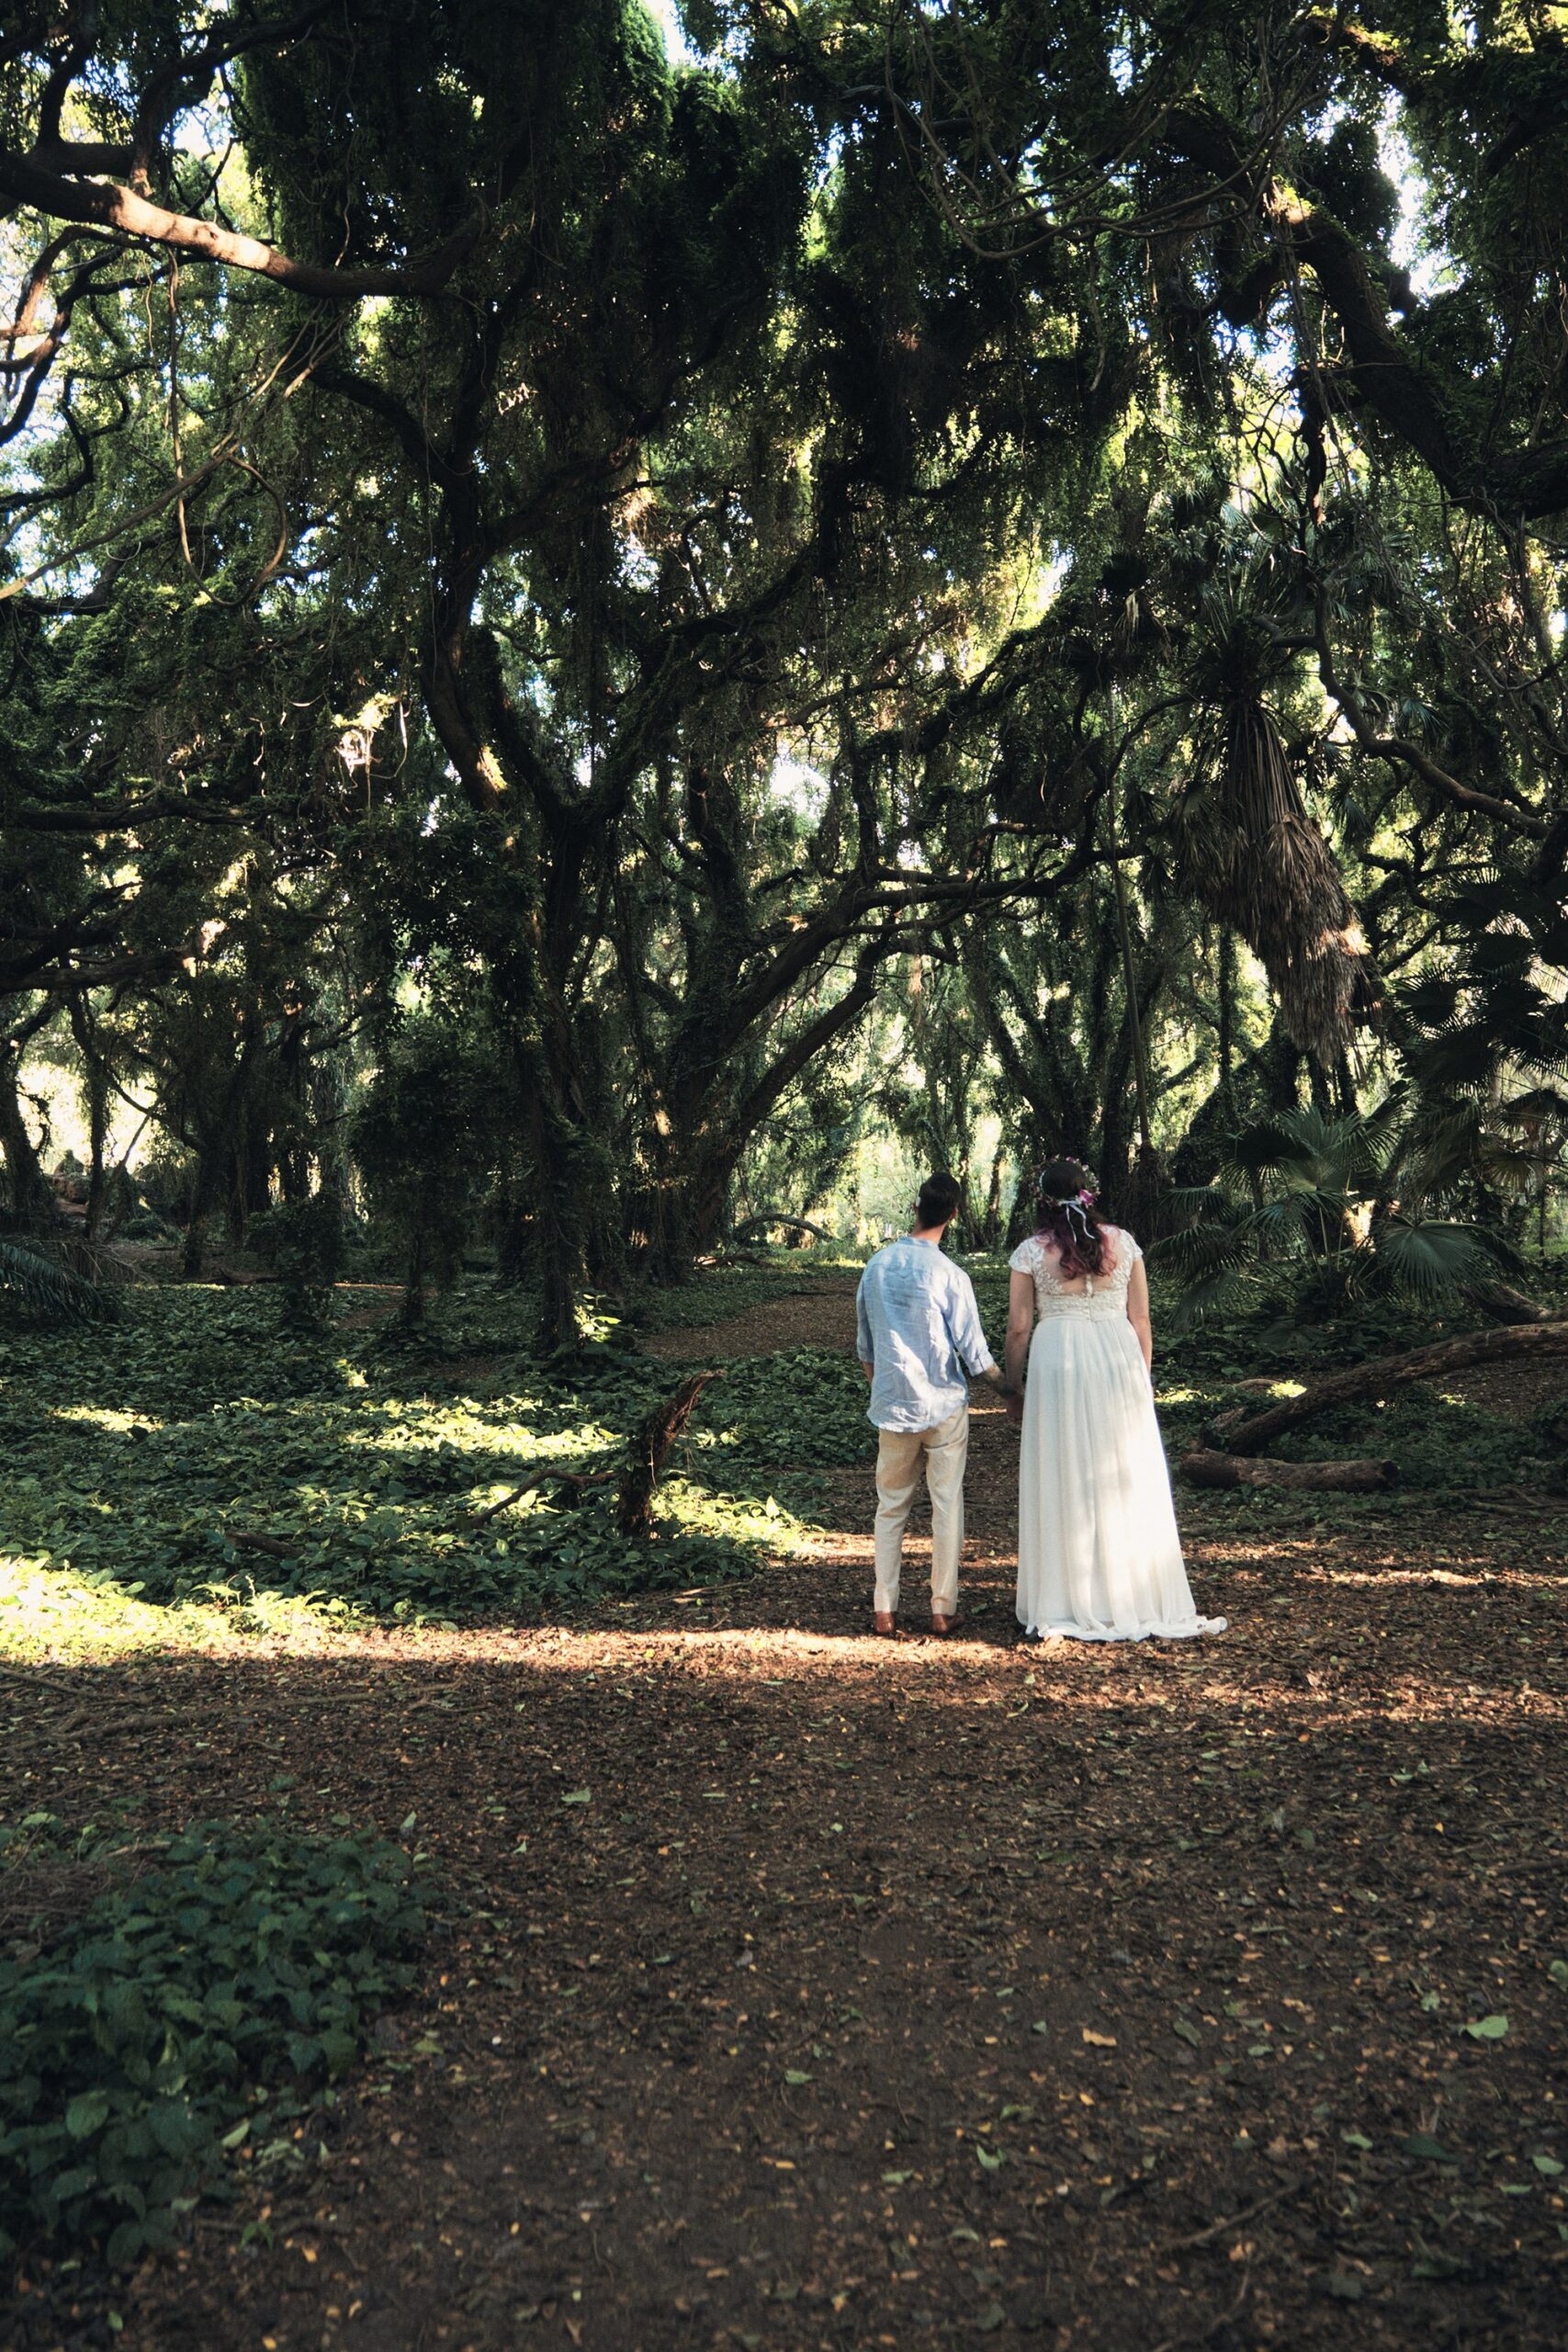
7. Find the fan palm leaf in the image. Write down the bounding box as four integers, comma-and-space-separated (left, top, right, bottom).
1368, 1216, 1523, 1305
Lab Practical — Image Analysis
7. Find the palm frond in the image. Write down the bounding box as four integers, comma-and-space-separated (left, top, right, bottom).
1150, 1222, 1256, 1283
1348, 1088, 1406, 1181
1167, 1265, 1256, 1331
0, 1235, 118, 1324
1216, 1117, 1316, 1182
1369, 1216, 1524, 1306
1156, 1182, 1244, 1229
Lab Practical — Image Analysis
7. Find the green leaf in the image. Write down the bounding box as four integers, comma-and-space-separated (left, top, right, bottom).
783, 2069, 812, 2086
1400, 2134, 1458, 2165
1533, 2154, 1564, 2177
64, 2091, 111, 2141
1549, 1960, 1568, 1990
1462, 2014, 1509, 2041
560, 1789, 592, 1805
976, 2145, 1005, 2173
1172, 2018, 1201, 2047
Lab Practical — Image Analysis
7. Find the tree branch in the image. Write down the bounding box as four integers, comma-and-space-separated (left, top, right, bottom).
1312, 591, 1548, 837
0, 148, 482, 299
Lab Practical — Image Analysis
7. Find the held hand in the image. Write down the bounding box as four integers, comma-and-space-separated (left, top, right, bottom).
1006, 1391, 1025, 1427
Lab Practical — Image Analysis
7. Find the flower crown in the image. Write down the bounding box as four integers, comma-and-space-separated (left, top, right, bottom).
1038, 1168, 1097, 1211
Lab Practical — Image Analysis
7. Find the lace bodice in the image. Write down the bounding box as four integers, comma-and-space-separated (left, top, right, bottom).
1009, 1227, 1143, 1320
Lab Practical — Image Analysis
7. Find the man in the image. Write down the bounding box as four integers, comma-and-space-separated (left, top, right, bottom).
855, 1171, 1013, 1635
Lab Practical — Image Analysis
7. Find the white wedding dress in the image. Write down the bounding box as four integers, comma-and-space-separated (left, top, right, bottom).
1011, 1227, 1225, 1642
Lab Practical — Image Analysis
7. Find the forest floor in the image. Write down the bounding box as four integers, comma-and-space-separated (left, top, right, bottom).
5, 1271, 1568, 2351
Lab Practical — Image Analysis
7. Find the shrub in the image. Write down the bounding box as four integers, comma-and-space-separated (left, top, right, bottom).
0, 1821, 431, 2268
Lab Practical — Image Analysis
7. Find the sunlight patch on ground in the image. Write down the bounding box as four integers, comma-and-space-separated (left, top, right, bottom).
50, 1404, 165, 1434
0, 1552, 228, 1662
479, 1625, 1550, 1723
1320, 1564, 1568, 1589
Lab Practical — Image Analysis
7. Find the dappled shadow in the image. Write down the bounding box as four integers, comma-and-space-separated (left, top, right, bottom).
6, 1555, 1568, 2351
1, 1286, 884, 1630
8, 1283, 1568, 2346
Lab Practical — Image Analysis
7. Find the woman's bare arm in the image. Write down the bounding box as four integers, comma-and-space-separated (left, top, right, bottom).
1126, 1253, 1154, 1372
1006, 1269, 1034, 1395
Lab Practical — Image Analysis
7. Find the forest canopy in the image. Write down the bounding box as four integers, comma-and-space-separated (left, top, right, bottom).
2, 0, 1565, 1340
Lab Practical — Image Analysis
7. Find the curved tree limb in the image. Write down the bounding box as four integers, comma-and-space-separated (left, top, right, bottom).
1213, 1322, 1568, 1456
730, 1214, 837, 1245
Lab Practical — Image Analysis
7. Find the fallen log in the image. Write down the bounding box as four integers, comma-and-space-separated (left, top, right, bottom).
729, 1213, 836, 1246
1182, 1449, 1396, 1492
220, 1526, 298, 1558
1216, 1320, 1568, 1455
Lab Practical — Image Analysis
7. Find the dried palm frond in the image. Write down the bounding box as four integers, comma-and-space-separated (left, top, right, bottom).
1180, 695, 1377, 1065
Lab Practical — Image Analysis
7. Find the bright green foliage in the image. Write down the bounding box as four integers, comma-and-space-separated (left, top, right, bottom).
698, 1348, 874, 1476
0, 1286, 871, 1630
0, 1821, 430, 2267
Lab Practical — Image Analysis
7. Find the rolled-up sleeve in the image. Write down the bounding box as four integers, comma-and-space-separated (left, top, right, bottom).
948, 1270, 996, 1376
855, 1274, 873, 1363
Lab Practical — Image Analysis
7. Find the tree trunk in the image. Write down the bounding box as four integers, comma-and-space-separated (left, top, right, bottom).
0, 1055, 57, 1230
527, 1076, 586, 1351
616, 1371, 722, 1538
983, 1149, 1003, 1250
1215, 1321, 1568, 1454
69, 1003, 110, 1241
1182, 1449, 1395, 1491
182, 1144, 222, 1277
400, 1226, 427, 1327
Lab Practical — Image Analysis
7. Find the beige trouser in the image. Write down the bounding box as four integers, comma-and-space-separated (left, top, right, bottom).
873, 1405, 968, 1618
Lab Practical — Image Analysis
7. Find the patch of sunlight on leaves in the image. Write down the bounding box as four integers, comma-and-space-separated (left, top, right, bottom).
49, 1406, 165, 1434
0, 1283, 848, 1637
0, 1552, 229, 1664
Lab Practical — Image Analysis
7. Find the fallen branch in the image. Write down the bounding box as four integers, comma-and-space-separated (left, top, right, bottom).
616, 1371, 722, 1539
1182, 1450, 1395, 1492
729, 1214, 836, 1246
457, 1465, 613, 1532
1214, 1320, 1568, 1455
1156, 2178, 1297, 2256
220, 1526, 298, 1558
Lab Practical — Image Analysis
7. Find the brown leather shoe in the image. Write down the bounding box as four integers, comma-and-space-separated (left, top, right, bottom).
930, 1611, 961, 1636
874, 1611, 897, 1636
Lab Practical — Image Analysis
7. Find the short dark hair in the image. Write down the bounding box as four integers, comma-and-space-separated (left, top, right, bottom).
915, 1171, 962, 1229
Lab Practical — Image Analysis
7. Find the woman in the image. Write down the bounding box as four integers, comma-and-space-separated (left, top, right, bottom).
1005, 1159, 1225, 1643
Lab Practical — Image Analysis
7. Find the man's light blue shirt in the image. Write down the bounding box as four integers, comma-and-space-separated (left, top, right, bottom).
855, 1238, 997, 1431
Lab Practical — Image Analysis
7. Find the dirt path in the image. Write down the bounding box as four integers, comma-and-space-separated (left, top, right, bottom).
12, 1327, 1568, 2350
